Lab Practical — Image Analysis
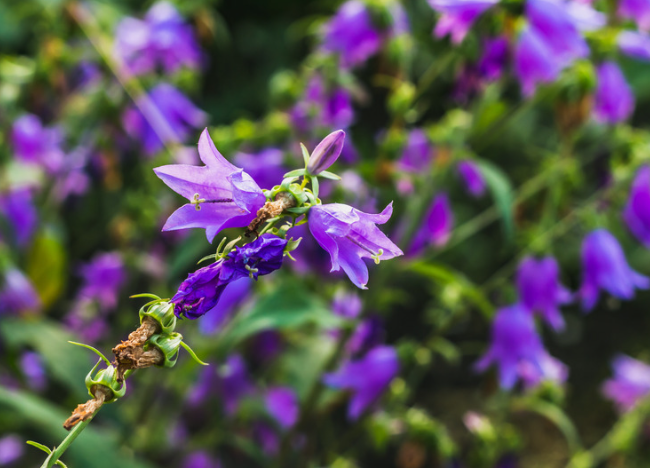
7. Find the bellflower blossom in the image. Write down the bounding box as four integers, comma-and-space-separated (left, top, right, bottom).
171, 235, 287, 319
428, 0, 499, 44
409, 193, 454, 254
309, 203, 403, 289
602, 355, 650, 412
593, 61, 634, 124
624, 165, 650, 247
0, 268, 40, 314
478, 37, 509, 81
578, 229, 649, 311
11, 114, 65, 174
475, 304, 567, 389
457, 160, 486, 197
515, 26, 562, 97
0, 435, 23, 466
323, 345, 399, 420
322, 1, 382, 68
124, 84, 207, 155
77, 252, 125, 309
397, 129, 434, 173
155, 129, 267, 242
618, 31, 650, 61
619, 0, 650, 33
333, 289, 363, 318
291, 75, 355, 133
516, 256, 572, 331
233, 148, 286, 190
265, 387, 299, 429
0, 188, 38, 247
114, 2, 201, 76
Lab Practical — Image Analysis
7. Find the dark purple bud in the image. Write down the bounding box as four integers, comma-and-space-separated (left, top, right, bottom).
307, 130, 345, 175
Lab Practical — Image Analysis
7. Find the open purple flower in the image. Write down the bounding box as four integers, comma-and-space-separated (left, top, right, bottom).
171, 235, 286, 319
618, 31, 650, 61
124, 84, 207, 155
603, 355, 650, 412
155, 128, 266, 242
115, 2, 201, 76
515, 26, 561, 96
309, 203, 403, 289
516, 256, 572, 331
428, 0, 499, 44
409, 193, 454, 254
11, 114, 65, 174
475, 304, 567, 389
323, 345, 399, 420
457, 160, 486, 197
0, 268, 40, 314
593, 61, 634, 124
619, 0, 650, 33
578, 229, 649, 311
0, 188, 38, 248
322, 1, 382, 68
265, 387, 299, 429
624, 165, 650, 247
77, 252, 125, 309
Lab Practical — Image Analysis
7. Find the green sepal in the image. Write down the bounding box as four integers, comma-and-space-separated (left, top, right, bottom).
180, 341, 209, 366
85, 360, 126, 403
285, 237, 302, 254
139, 301, 176, 334
28, 442, 69, 466
317, 170, 341, 180
146, 332, 183, 368
68, 341, 112, 367
287, 184, 309, 206
281, 177, 299, 190
300, 143, 310, 167
214, 236, 229, 256
220, 236, 242, 259
311, 176, 320, 198
130, 293, 161, 301
286, 207, 311, 214
283, 169, 305, 178
197, 253, 217, 264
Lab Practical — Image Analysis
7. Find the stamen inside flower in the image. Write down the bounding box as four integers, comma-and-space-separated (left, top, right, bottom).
345, 235, 384, 263
245, 264, 258, 279
190, 193, 234, 211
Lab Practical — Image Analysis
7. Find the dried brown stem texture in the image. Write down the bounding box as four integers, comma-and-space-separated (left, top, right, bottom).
246, 192, 297, 237
112, 316, 162, 381
63, 385, 110, 430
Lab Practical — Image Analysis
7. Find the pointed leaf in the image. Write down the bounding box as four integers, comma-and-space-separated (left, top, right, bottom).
317, 170, 341, 180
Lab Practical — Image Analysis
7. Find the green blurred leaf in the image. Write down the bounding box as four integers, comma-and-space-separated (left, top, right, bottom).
475, 160, 515, 242
26, 231, 67, 309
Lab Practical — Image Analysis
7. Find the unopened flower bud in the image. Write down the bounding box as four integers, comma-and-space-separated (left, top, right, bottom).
307, 130, 345, 175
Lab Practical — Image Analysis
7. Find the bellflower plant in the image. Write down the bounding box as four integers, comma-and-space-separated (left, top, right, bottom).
514, 27, 560, 97
409, 193, 454, 254
77, 252, 125, 309
619, 0, 650, 33
516, 256, 572, 331
0, 189, 38, 248
476, 304, 567, 389
427, 0, 499, 45
265, 387, 299, 429
323, 345, 399, 420
154, 129, 267, 242
0, 268, 40, 314
618, 31, 650, 61
602, 355, 650, 413
457, 160, 486, 197
397, 129, 434, 173
478, 37, 509, 81
233, 148, 287, 190
11, 114, 65, 174
623, 165, 650, 247
308, 203, 403, 289
114, 2, 201, 76
578, 229, 650, 311
593, 61, 634, 124
198, 278, 252, 334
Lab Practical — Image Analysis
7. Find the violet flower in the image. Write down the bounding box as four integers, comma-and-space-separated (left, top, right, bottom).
20, 351, 46, 392
115, 2, 201, 76
323, 345, 399, 420
478, 37, 509, 81
307, 130, 346, 175
619, 0, 650, 33
567, 1, 606, 31
602, 355, 650, 412
124, 84, 207, 155
265, 387, 299, 429
346, 316, 384, 357
409, 193, 454, 254
0, 268, 40, 314
216, 354, 253, 414
233, 148, 286, 190
397, 129, 434, 173
624, 165, 650, 247
155, 128, 267, 242
475, 304, 567, 389
290, 75, 355, 132
428, 0, 499, 44
322, 1, 382, 68
593, 61, 634, 124
457, 160, 486, 197
77, 252, 125, 309
308, 203, 403, 289
333, 289, 363, 318
171, 235, 287, 319
514, 26, 561, 96
578, 229, 649, 311
11, 114, 64, 174
0, 188, 38, 247
516, 256, 572, 331
198, 278, 252, 334
0, 435, 23, 465
618, 31, 650, 61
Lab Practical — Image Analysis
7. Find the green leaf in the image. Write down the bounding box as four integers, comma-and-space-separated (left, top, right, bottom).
311, 176, 319, 198
317, 170, 341, 180
283, 169, 306, 178
26, 440, 52, 454
286, 207, 311, 214
26, 230, 67, 309
300, 143, 311, 167
475, 160, 515, 242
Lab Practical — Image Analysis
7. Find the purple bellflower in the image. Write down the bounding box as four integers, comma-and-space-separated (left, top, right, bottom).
0, 188, 38, 247
124, 84, 207, 155
602, 355, 650, 412
171, 235, 286, 319
475, 304, 567, 389
308, 203, 403, 289
457, 160, 486, 197
290, 75, 355, 133
11, 114, 65, 174
618, 31, 650, 61
593, 61, 634, 124
397, 129, 434, 173
114, 2, 201, 76
233, 148, 286, 190
578, 229, 649, 311
77, 252, 125, 310
619, 0, 650, 33
409, 193, 454, 254
516, 256, 572, 331
0, 435, 23, 466
478, 37, 509, 81
155, 128, 267, 242
333, 289, 363, 318
323, 345, 399, 420
322, 1, 382, 68
0, 268, 40, 314
307, 130, 346, 175
624, 165, 650, 247
265, 387, 299, 429
20, 351, 46, 392
428, 0, 499, 44
515, 26, 561, 96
